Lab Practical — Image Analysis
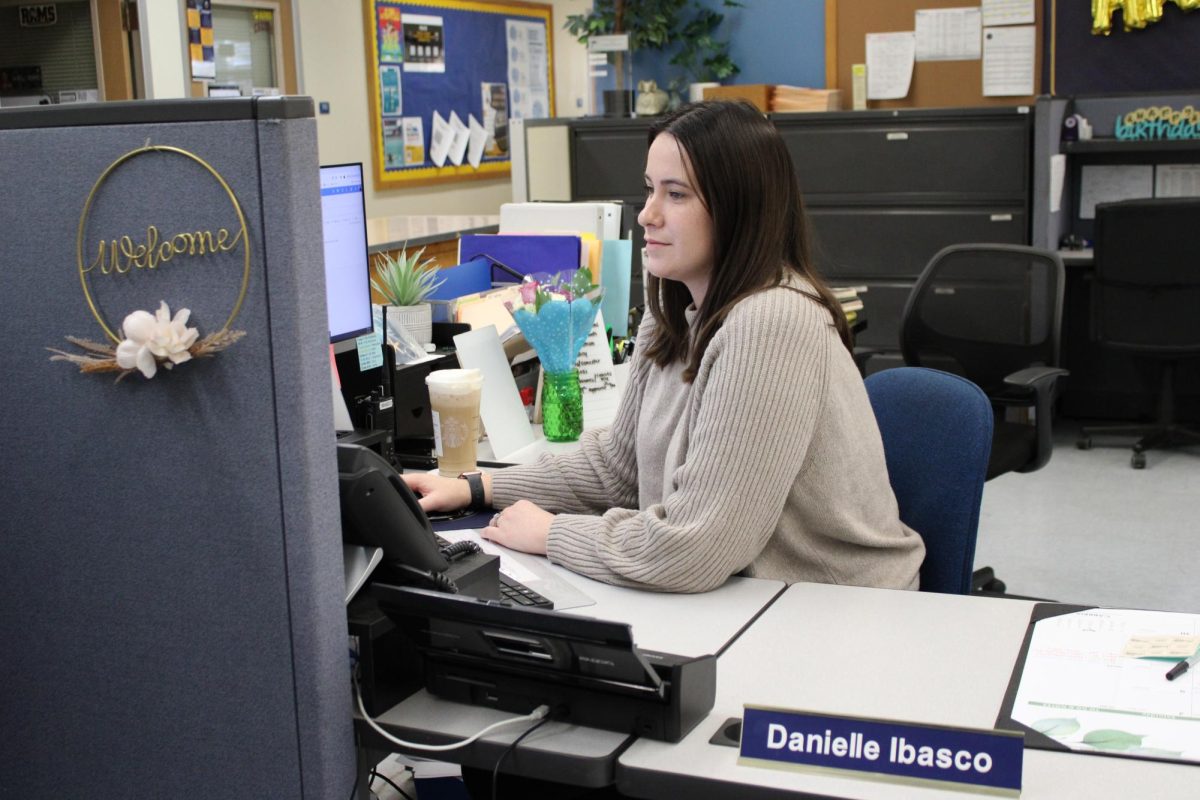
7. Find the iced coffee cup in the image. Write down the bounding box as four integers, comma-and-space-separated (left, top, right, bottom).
425, 368, 484, 477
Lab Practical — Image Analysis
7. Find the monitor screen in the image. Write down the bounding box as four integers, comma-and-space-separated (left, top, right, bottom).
320, 163, 374, 344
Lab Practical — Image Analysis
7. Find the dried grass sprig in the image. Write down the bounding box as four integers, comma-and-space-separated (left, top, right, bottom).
48, 328, 246, 381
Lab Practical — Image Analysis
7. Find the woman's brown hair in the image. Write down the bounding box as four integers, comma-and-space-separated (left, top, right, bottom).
641, 100, 851, 381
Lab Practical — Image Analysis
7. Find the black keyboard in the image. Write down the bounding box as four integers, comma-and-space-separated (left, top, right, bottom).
499, 574, 553, 608
435, 536, 553, 609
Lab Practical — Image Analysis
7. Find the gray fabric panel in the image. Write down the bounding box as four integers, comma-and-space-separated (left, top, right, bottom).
0, 105, 348, 798
256, 114, 356, 797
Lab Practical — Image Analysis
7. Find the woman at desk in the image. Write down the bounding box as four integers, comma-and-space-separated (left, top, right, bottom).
405, 100, 924, 592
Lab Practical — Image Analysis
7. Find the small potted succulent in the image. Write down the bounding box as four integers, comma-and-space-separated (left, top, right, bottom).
370, 244, 443, 346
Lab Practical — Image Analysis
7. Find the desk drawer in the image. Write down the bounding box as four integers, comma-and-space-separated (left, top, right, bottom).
781, 118, 1030, 199
809, 206, 1028, 280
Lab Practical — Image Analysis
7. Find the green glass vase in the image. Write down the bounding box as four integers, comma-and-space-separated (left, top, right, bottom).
542, 369, 583, 442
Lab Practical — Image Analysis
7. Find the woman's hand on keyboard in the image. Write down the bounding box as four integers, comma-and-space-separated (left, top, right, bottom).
402, 472, 471, 512
482, 499, 551, 556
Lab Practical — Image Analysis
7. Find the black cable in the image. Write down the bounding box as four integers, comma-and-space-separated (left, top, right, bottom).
440, 540, 481, 560
369, 769, 416, 800
479, 252, 528, 282
490, 713, 554, 800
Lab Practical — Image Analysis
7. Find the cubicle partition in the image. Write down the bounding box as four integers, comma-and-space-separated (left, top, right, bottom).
0, 99, 354, 798
1032, 92, 1200, 421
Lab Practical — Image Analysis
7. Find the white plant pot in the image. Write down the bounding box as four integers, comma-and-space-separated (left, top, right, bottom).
689, 82, 720, 103
388, 303, 432, 346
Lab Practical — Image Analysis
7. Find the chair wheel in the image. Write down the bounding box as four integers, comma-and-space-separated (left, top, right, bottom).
1131, 452, 1146, 469
1076, 437, 1092, 450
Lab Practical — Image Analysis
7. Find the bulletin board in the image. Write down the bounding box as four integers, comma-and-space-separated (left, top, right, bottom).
828, 0, 1044, 110
363, 0, 554, 189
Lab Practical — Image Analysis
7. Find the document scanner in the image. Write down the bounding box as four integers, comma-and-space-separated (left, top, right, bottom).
372, 584, 717, 742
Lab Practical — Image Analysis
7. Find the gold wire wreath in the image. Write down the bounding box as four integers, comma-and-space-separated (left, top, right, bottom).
48, 144, 250, 379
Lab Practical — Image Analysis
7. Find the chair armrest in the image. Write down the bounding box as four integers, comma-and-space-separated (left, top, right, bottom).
1003, 367, 1069, 473
1003, 366, 1069, 390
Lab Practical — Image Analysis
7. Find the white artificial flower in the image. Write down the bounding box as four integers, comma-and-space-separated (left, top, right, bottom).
115, 301, 200, 378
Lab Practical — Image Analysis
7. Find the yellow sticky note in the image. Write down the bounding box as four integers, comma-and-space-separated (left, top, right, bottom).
1123, 635, 1200, 658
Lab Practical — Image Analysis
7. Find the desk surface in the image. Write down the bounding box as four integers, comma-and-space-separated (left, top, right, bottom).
362, 570, 784, 786
617, 583, 1198, 799
1058, 247, 1093, 266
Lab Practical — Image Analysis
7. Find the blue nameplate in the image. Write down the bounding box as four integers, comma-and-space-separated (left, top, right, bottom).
739, 706, 1023, 795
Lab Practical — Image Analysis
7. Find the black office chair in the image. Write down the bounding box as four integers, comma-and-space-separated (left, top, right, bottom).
1076, 199, 1200, 469
901, 244, 1069, 482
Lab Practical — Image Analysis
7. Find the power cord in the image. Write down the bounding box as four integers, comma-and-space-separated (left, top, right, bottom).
490, 711, 555, 800
354, 675, 549, 753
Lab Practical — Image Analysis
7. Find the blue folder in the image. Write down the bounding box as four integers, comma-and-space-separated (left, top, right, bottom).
427, 257, 492, 301
458, 234, 582, 284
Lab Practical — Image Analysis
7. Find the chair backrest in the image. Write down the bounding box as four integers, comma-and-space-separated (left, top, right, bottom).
1093, 198, 1200, 355
865, 367, 994, 594
901, 244, 1065, 395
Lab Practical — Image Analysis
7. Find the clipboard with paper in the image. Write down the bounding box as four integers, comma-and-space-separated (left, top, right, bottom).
997, 603, 1200, 766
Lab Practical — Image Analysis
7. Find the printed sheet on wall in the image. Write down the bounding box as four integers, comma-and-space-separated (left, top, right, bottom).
365, 0, 554, 188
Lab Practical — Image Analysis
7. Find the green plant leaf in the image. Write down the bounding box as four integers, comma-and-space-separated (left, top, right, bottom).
1080, 729, 1145, 751
370, 243, 443, 306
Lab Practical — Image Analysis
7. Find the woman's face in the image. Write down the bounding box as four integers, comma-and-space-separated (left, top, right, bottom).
638, 133, 715, 306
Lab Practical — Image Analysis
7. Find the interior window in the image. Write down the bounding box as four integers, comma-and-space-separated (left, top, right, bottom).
0, 1, 98, 105
211, 3, 277, 94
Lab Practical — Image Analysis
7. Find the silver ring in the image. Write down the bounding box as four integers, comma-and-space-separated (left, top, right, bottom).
490, 513, 501, 527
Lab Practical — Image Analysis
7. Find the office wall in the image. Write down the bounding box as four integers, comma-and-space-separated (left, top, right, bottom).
633, 0, 827, 93
296, 0, 589, 218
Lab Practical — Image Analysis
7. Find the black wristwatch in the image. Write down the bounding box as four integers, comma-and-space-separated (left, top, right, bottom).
458, 471, 486, 511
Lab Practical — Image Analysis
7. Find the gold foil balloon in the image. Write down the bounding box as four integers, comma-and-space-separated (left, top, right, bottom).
1093, 0, 1200, 34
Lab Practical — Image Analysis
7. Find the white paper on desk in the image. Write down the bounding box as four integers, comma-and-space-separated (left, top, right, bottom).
1079, 165, 1154, 219
1011, 608, 1200, 762
1049, 154, 1066, 214
467, 113, 487, 169
447, 111, 470, 166
865, 32, 915, 100
982, 0, 1035, 27
915, 8, 981, 62
452, 325, 536, 459
576, 309, 621, 431
429, 111, 452, 167
437, 529, 596, 611
982, 25, 1035, 97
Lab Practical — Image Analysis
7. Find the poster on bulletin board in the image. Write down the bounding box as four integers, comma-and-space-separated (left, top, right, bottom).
364, 0, 555, 189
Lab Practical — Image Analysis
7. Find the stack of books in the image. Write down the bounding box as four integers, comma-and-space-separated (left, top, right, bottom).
832, 285, 866, 326
702, 84, 842, 113
771, 86, 841, 113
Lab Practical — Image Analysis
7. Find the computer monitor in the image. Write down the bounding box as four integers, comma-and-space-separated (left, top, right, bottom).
319, 162, 374, 348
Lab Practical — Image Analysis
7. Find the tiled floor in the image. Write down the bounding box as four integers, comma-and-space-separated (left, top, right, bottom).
974, 420, 1200, 612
